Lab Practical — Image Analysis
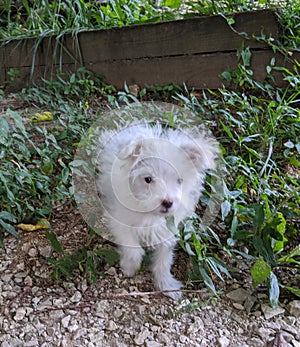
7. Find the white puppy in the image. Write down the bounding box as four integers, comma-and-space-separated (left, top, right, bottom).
97, 122, 219, 300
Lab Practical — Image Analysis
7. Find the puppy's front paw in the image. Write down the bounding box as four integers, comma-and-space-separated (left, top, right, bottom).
119, 246, 145, 277
156, 275, 183, 301
120, 261, 140, 277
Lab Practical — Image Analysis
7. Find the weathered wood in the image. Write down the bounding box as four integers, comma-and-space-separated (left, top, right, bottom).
89, 50, 297, 89
0, 9, 296, 91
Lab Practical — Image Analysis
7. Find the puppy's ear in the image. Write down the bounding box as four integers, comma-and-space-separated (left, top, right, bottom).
182, 137, 220, 172
119, 140, 143, 160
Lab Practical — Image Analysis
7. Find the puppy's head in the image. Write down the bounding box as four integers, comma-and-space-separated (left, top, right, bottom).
116, 130, 219, 217
116, 138, 182, 216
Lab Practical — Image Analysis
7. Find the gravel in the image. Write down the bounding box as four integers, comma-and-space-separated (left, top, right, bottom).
1, 232, 300, 347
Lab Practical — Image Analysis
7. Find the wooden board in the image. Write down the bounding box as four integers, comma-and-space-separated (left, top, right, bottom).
1, 9, 297, 91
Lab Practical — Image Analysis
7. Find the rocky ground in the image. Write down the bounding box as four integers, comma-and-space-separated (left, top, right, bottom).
0, 206, 299, 347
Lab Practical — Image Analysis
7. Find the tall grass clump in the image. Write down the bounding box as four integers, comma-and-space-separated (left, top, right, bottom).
0, 0, 294, 40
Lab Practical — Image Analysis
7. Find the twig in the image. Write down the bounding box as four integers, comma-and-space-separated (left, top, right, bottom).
35, 288, 208, 314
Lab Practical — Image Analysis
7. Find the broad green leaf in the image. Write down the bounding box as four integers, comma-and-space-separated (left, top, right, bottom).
199, 265, 216, 294
0, 219, 19, 238
284, 286, 300, 297
221, 200, 231, 220
253, 235, 276, 265
279, 245, 300, 263
41, 161, 54, 176
45, 231, 63, 254
250, 257, 271, 288
163, 0, 182, 8
61, 167, 70, 183
253, 204, 265, 232
0, 211, 17, 222
96, 248, 119, 266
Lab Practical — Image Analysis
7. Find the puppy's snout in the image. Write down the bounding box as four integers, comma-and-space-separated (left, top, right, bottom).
161, 199, 173, 209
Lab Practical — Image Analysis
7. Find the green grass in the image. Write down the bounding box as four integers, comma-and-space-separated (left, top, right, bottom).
0, 0, 294, 40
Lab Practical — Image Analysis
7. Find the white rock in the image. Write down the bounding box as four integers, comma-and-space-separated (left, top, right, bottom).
106, 320, 118, 331
2, 274, 12, 283
187, 317, 204, 334
289, 301, 300, 318
61, 315, 71, 328
14, 307, 26, 321
261, 304, 285, 320
24, 340, 39, 347
217, 336, 230, 347
28, 248, 37, 257
226, 288, 249, 303
134, 328, 150, 345
256, 327, 273, 341
146, 341, 162, 347
24, 276, 33, 287
68, 324, 79, 333
39, 246, 52, 258
106, 267, 117, 276
157, 332, 170, 344
232, 303, 244, 310
292, 339, 300, 347
70, 291, 82, 303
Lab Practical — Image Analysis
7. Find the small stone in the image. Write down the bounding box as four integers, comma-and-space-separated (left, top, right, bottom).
14, 307, 26, 321
114, 308, 124, 318
2, 274, 12, 283
70, 291, 82, 303
137, 305, 146, 315
187, 317, 204, 334
244, 295, 257, 314
61, 315, 71, 328
146, 341, 162, 347
157, 332, 170, 344
232, 303, 244, 310
39, 246, 52, 258
134, 328, 150, 345
128, 84, 140, 97
256, 327, 273, 341
226, 288, 249, 303
217, 336, 230, 347
106, 267, 117, 276
24, 339, 39, 347
106, 320, 118, 331
46, 327, 55, 336
261, 304, 285, 320
24, 276, 33, 286
288, 301, 300, 318
68, 324, 79, 333
292, 340, 300, 347
280, 320, 299, 336
28, 248, 37, 257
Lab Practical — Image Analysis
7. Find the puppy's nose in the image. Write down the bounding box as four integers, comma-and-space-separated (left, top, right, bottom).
162, 199, 173, 209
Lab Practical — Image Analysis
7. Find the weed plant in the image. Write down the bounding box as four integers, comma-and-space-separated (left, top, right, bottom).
175, 50, 300, 304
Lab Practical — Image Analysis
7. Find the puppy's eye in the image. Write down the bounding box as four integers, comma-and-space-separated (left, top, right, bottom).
144, 176, 152, 184
177, 178, 183, 184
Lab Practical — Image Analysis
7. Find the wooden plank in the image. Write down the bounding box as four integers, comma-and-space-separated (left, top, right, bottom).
5, 50, 298, 91
0, 9, 290, 91
78, 9, 280, 62
1, 9, 279, 69
87, 50, 298, 89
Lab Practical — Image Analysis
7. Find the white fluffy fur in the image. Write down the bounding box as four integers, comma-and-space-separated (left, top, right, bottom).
97, 122, 219, 300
